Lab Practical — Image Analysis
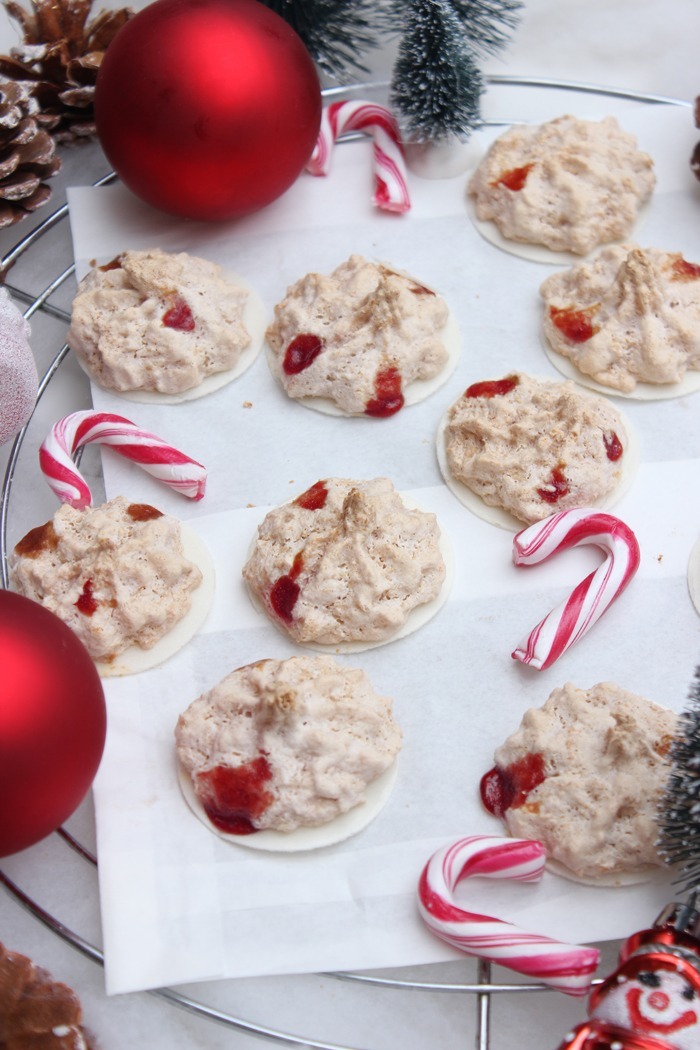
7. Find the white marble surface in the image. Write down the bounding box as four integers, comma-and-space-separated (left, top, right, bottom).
1, 3, 700, 1048
0, 0, 695, 101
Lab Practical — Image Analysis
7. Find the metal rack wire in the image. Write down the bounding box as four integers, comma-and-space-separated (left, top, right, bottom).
0, 173, 531, 1050
0, 78, 691, 1049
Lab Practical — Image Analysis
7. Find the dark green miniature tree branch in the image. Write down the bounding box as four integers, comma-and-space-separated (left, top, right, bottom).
449, 0, 523, 55
256, 0, 382, 81
390, 0, 484, 141
386, 0, 522, 141
260, 0, 523, 141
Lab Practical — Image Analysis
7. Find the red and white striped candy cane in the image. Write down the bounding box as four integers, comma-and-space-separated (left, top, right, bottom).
418, 835, 599, 996
39, 410, 207, 509
306, 100, 410, 214
511, 508, 640, 671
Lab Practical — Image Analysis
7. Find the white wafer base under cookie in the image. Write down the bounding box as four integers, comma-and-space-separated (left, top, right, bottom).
266, 309, 461, 418
544, 856, 662, 888
436, 395, 640, 531
244, 494, 455, 653
177, 758, 399, 852
687, 535, 700, 617
90, 273, 267, 405
542, 332, 700, 401
466, 189, 651, 266
96, 524, 215, 677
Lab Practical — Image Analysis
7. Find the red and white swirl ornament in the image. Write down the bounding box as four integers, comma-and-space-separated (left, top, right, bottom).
306, 100, 410, 214
511, 508, 641, 671
418, 835, 599, 995
39, 410, 207, 509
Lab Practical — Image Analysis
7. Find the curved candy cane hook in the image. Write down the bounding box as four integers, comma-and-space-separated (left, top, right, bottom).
418, 835, 600, 995
511, 508, 641, 671
307, 100, 411, 214
40, 410, 207, 509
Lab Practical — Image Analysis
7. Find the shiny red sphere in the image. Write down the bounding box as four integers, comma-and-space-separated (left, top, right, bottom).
94, 0, 322, 221
0, 591, 106, 857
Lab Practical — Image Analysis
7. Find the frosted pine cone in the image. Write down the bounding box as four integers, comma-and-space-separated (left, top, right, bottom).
0, 0, 132, 143
0, 940, 97, 1047
0, 76, 60, 228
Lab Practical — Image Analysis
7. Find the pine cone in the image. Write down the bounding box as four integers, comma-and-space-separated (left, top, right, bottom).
0, 76, 60, 228
0, 940, 97, 1047
0, 0, 132, 143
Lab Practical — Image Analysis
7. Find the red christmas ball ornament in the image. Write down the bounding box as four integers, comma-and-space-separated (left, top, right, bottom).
0, 591, 107, 857
94, 0, 322, 221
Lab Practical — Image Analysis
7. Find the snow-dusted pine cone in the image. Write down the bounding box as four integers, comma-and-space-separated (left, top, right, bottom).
0, 940, 97, 1047
0, 0, 132, 143
0, 76, 60, 228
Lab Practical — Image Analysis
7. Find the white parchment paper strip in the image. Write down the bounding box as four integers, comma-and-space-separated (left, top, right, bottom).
70, 104, 700, 994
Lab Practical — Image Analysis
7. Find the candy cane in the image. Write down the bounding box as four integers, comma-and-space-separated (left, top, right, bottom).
306, 100, 410, 214
417, 835, 599, 996
39, 410, 207, 509
511, 508, 640, 671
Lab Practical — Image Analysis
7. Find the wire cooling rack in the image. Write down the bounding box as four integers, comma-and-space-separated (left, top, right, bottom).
0, 78, 692, 1050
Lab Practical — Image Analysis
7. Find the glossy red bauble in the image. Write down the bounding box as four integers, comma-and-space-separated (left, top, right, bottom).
94, 0, 322, 221
0, 591, 106, 857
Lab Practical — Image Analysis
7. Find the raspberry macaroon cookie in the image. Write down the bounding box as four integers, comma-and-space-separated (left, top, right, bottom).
175, 654, 402, 849
438, 372, 638, 528
242, 476, 451, 650
10, 495, 214, 675
266, 254, 459, 416
480, 681, 677, 884
467, 115, 654, 261
68, 248, 265, 402
541, 245, 700, 397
